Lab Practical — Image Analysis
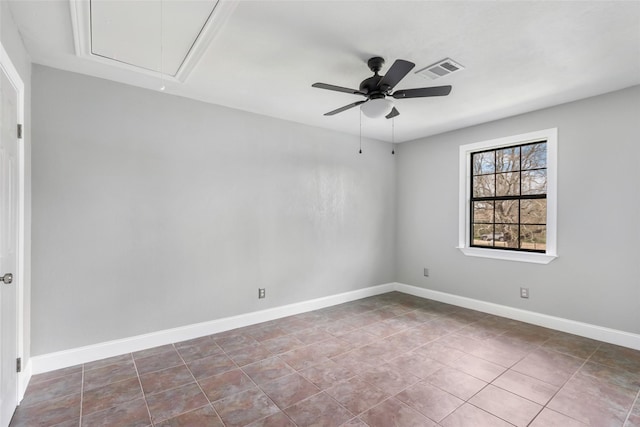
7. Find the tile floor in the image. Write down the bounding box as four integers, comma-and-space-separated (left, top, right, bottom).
10, 292, 640, 427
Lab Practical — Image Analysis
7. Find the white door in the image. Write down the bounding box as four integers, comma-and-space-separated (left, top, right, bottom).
0, 61, 19, 427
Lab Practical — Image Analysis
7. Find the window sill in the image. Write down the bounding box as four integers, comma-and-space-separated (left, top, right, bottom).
457, 247, 557, 264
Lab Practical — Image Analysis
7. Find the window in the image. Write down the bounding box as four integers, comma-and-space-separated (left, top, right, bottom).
458, 129, 557, 264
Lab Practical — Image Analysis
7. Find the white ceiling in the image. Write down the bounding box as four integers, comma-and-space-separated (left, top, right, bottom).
8, 0, 640, 142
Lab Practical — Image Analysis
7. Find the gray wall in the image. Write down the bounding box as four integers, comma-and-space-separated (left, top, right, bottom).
30, 64, 640, 356
397, 85, 640, 335
32, 66, 396, 355
1, 0, 32, 366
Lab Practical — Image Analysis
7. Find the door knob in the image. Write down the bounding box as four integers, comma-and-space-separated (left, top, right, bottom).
1, 273, 13, 284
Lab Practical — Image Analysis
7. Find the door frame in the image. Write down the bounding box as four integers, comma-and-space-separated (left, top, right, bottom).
0, 41, 26, 404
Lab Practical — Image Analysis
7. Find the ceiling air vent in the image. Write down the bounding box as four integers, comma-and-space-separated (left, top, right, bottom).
415, 58, 464, 80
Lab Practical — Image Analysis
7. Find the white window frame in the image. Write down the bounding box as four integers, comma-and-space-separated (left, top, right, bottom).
457, 128, 558, 264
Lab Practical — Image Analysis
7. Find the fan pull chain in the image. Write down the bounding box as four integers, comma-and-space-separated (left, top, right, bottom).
159, 0, 165, 91
391, 117, 395, 155
359, 110, 363, 154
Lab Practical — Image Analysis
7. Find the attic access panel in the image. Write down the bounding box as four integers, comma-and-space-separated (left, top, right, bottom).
71, 0, 236, 82
90, 0, 216, 76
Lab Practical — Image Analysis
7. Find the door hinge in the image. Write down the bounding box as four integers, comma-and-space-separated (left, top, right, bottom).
17, 124, 23, 139
16, 357, 22, 373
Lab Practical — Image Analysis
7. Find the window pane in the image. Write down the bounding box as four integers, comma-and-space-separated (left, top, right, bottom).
520, 225, 546, 251
496, 172, 520, 196
521, 143, 546, 170
522, 170, 547, 195
473, 152, 495, 175
473, 201, 493, 223
495, 200, 518, 223
496, 146, 520, 172
521, 199, 546, 224
473, 224, 494, 246
473, 175, 495, 198
494, 224, 518, 249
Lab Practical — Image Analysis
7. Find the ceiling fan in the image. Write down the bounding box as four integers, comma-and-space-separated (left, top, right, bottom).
312, 57, 452, 119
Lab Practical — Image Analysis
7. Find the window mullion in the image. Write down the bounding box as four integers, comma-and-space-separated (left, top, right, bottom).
492, 151, 496, 248
518, 146, 522, 249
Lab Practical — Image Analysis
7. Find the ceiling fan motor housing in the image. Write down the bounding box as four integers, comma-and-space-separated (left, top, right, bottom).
367, 57, 385, 73
360, 57, 391, 96
359, 76, 385, 96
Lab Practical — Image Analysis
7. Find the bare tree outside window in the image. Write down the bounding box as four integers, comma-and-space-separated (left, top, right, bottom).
470, 141, 547, 252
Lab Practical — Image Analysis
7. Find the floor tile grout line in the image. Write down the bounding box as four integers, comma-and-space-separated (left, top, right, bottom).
27, 365, 83, 387
404, 360, 496, 423
460, 322, 543, 420
219, 345, 310, 426
281, 387, 354, 425
77, 365, 84, 427
487, 329, 580, 427
529, 350, 594, 426
583, 342, 640, 380
523, 400, 545, 426
475, 335, 559, 408
243, 359, 311, 426
323, 312, 478, 421
131, 351, 154, 426
17, 373, 84, 409
83, 353, 135, 374
186, 335, 301, 426
400, 316, 558, 426
210, 308, 417, 425
174, 342, 232, 426
622, 386, 640, 426
151, 402, 212, 427
355, 395, 438, 425
134, 342, 221, 424
137, 366, 213, 399
488, 375, 553, 407
464, 401, 518, 426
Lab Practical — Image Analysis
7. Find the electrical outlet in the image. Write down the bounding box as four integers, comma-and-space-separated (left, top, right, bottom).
424, 268, 429, 277
520, 287, 529, 299
258, 288, 266, 299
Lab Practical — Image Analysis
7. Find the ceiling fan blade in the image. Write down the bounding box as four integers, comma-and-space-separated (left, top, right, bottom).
377, 59, 415, 91
392, 85, 452, 99
312, 83, 365, 96
324, 100, 367, 116
386, 107, 400, 119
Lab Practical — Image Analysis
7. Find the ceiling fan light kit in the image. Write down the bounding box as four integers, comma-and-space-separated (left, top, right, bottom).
312, 56, 452, 120
361, 98, 394, 118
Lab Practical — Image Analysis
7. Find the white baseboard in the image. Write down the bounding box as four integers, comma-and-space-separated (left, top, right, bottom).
395, 282, 640, 351
30, 281, 640, 375
30, 283, 395, 374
